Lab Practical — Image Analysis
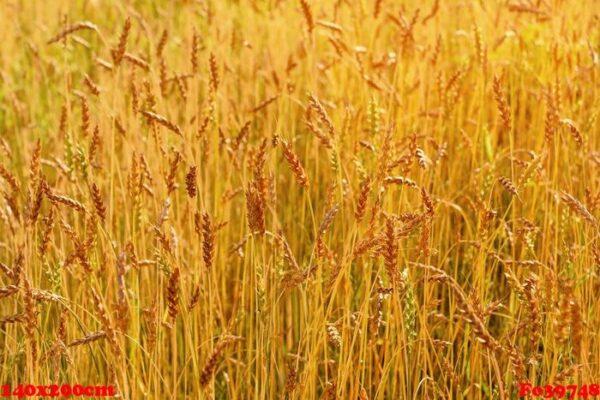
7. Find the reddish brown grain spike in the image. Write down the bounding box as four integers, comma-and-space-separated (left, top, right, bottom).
185, 166, 198, 198
112, 17, 131, 66
202, 211, 215, 270
355, 177, 371, 222
299, 0, 314, 33
199, 335, 242, 387
89, 182, 106, 222
492, 75, 511, 133
166, 267, 180, 321
209, 53, 219, 92
281, 140, 309, 188
188, 284, 201, 311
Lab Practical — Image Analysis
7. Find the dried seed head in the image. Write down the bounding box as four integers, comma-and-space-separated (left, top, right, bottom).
112, 17, 131, 66
246, 184, 266, 234
142, 304, 158, 352
47, 21, 99, 45
185, 166, 198, 198
415, 147, 431, 169
299, 0, 314, 33
559, 118, 583, 147
560, 191, 597, 227
498, 176, 520, 199
188, 284, 201, 311
492, 75, 511, 133
326, 323, 342, 348
89, 182, 106, 222
200, 335, 242, 387
383, 176, 418, 189
0, 163, 20, 193
141, 110, 183, 137
165, 151, 182, 194
156, 29, 168, 58
202, 212, 215, 270
166, 267, 180, 321
209, 52, 219, 92
308, 93, 334, 136
544, 86, 558, 143
285, 360, 298, 394
281, 140, 309, 188
84, 74, 100, 96
191, 30, 200, 74
355, 177, 371, 222
0, 285, 19, 300
68, 331, 107, 347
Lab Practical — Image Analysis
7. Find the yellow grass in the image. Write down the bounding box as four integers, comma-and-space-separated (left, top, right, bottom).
0, 0, 598, 398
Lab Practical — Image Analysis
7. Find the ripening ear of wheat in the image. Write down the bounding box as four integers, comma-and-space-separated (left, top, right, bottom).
299, 0, 314, 34
0, 1, 597, 399
281, 140, 310, 188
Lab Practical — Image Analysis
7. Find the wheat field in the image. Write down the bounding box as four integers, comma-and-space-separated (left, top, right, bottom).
0, 0, 598, 399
